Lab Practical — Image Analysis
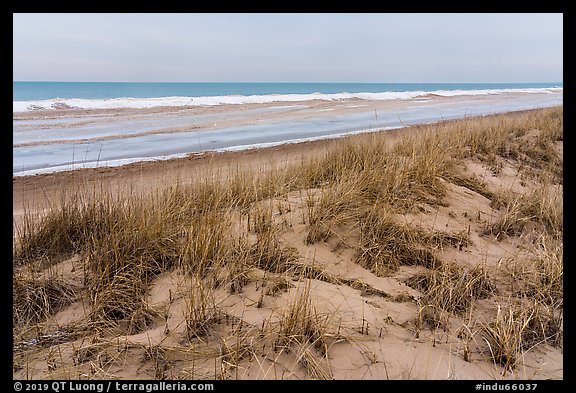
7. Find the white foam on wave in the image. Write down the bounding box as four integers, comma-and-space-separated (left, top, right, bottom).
13, 87, 563, 113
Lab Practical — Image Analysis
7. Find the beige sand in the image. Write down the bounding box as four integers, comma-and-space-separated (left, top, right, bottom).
12, 108, 563, 380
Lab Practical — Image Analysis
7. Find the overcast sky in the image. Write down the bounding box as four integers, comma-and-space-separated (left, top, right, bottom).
12, 13, 563, 83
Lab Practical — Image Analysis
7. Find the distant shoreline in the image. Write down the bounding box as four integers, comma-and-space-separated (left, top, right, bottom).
13, 91, 563, 177
13, 83, 563, 112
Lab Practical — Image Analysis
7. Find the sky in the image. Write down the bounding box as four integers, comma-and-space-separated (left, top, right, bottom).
12, 13, 563, 83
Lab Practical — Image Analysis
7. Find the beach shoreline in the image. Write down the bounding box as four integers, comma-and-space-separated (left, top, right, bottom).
13, 106, 561, 237
13, 91, 562, 177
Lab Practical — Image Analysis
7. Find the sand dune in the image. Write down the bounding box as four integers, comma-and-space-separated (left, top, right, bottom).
13, 107, 563, 380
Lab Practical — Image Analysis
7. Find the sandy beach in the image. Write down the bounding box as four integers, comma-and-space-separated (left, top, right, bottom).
13, 106, 563, 380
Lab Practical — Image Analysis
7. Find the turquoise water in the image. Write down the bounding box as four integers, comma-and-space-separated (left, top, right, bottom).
13, 81, 563, 101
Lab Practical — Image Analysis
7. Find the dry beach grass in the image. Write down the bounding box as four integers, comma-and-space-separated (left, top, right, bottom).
13, 106, 563, 380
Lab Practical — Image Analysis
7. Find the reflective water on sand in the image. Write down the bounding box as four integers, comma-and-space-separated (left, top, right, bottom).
13, 92, 562, 176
